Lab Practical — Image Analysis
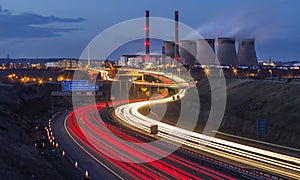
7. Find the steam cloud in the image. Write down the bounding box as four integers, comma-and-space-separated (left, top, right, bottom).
197, 1, 294, 41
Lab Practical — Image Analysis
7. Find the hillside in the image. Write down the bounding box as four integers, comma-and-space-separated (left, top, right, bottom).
0, 83, 82, 179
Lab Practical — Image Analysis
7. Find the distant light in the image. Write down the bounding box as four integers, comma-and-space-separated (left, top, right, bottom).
291, 66, 299, 70
57, 76, 64, 81
141, 87, 148, 92
204, 68, 211, 76
268, 69, 273, 76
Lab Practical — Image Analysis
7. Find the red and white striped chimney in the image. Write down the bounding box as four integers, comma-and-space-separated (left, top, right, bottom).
145, 10, 150, 60
175, 11, 179, 61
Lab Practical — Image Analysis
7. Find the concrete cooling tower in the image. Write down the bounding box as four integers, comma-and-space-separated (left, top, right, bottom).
163, 41, 176, 58
237, 39, 258, 65
217, 38, 238, 65
179, 40, 197, 65
196, 39, 216, 65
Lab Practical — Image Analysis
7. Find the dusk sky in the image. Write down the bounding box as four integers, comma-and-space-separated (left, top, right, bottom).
0, 0, 299, 61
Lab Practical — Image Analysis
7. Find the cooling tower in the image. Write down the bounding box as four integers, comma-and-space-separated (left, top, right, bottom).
180, 40, 197, 65
163, 41, 176, 58
217, 38, 238, 65
237, 39, 258, 65
196, 39, 216, 65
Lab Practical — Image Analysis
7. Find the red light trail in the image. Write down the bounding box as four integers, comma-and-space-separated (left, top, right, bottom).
65, 102, 236, 179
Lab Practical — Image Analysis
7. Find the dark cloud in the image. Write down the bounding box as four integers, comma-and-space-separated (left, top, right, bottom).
0, 6, 85, 39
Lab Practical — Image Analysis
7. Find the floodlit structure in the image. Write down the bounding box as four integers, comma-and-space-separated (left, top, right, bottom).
196, 39, 216, 65
217, 38, 238, 65
237, 39, 258, 65
180, 40, 197, 65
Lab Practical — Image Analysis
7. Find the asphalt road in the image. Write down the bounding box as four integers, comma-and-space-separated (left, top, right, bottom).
52, 111, 120, 180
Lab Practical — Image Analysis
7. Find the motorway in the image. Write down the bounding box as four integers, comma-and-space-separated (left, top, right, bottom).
51, 70, 300, 179
63, 102, 245, 179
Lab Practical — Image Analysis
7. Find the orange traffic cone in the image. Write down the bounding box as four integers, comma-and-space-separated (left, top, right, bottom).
85, 170, 89, 179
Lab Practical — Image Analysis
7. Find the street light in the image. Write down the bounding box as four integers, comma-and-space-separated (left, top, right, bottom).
38, 79, 43, 85
204, 68, 211, 76
268, 69, 273, 77
232, 69, 238, 77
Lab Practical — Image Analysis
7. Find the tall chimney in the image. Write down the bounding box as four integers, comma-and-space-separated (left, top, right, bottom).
145, 10, 150, 60
175, 11, 179, 61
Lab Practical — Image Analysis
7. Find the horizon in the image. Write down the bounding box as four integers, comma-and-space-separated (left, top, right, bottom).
0, 0, 300, 61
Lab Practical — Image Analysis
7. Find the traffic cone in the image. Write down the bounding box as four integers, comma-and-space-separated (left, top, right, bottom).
85, 170, 89, 179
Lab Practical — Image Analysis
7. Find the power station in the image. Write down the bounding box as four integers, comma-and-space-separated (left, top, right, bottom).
141, 11, 259, 66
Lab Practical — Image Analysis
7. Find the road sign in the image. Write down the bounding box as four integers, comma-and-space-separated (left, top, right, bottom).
61, 80, 98, 91
62, 80, 88, 85
256, 119, 268, 135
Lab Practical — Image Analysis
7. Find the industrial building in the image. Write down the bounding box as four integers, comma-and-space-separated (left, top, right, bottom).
138, 11, 261, 66
196, 39, 216, 65
217, 38, 238, 65
163, 41, 176, 58
237, 39, 258, 65
179, 40, 197, 65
